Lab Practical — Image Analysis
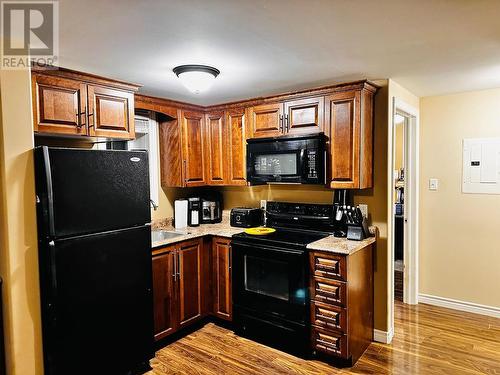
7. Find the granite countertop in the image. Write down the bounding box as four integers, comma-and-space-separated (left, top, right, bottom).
151, 214, 377, 256
306, 232, 377, 255
151, 213, 242, 248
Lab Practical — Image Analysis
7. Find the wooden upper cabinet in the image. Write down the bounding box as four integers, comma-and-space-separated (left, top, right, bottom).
152, 247, 177, 341
225, 109, 246, 185
249, 97, 324, 138
87, 85, 135, 139
325, 87, 374, 189
248, 102, 283, 138
284, 96, 324, 135
158, 111, 184, 188
181, 110, 207, 187
212, 237, 232, 321
32, 74, 87, 136
177, 239, 203, 328
205, 111, 226, 185
31, 69, 139, 140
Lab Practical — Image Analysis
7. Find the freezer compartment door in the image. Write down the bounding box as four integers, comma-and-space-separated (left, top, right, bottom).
39, 226, 153, 375
35, 146, 151, 238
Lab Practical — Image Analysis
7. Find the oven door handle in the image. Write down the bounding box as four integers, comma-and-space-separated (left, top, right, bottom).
231, 240, 305, 256
266, 212, 332, 221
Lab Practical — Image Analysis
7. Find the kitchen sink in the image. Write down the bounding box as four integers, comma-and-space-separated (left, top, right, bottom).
151, 230, 190, 242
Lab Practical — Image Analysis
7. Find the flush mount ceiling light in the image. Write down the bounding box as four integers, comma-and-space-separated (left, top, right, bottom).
173, 65, 220, 94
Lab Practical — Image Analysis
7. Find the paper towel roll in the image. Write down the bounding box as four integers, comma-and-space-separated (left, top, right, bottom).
174, 199, 188, 229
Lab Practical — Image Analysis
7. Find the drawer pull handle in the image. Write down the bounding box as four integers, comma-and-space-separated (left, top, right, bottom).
317, 338, 340, 351
316, 285, 338, 295
317, 315, 339, 326
317, 311, 339, 323
317, 260, 338, 268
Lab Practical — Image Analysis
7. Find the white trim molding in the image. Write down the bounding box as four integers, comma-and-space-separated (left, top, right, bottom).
419, 294, 500, 319
373, 328, 394, 344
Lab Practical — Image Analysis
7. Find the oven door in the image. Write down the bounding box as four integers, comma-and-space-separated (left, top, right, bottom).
232, 240, 308, 323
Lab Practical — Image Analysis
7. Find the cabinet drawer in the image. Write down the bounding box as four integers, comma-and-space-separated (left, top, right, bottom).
311, 301, 347, 332
311, 278, 347, 307
312, 327, 348, 359
310, 252, 346, 281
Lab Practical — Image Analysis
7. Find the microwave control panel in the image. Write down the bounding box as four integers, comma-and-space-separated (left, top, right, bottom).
307, 150, 318, 179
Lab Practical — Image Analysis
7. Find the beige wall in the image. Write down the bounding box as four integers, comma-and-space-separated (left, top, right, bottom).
420, 88, 500, 308
0, 69, 43, 374
222, 80, 390, 331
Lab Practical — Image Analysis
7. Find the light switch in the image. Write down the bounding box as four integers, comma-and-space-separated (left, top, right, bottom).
429, 178, 439, 191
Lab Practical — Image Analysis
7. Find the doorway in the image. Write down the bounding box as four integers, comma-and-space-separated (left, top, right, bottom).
390, 99, 419, 313
393, 112, 407, 302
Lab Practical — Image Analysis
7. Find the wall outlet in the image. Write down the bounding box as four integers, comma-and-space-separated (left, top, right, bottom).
358, 204, 368, 218
260, 200, 267, 210
429, 178, 439, 191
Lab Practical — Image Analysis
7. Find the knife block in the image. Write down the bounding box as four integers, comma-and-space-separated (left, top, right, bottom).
347, 217, 370, 241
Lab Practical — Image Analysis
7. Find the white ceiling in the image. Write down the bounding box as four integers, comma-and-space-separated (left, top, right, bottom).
58, 0, 500, 105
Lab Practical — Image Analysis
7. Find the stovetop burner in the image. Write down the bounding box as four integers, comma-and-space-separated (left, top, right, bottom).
232, 201, 334, 248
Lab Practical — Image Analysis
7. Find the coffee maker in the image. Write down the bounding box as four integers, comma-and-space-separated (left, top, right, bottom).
201, 200, 221, 223
187, 197, 201, 227
200, 190, 223, 224
333, 189, 352, 237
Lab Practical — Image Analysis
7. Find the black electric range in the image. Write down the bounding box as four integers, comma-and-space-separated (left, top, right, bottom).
231, 201, 334, 356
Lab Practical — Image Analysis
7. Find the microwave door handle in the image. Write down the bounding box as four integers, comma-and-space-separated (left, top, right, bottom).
300, 149, 308, 179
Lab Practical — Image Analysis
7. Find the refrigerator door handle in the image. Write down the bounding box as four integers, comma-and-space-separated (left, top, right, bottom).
42, 147, 56, 237
48, 240, 58, 292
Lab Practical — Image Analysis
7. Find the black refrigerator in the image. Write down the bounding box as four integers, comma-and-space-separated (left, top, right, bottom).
34, 146, 154, 375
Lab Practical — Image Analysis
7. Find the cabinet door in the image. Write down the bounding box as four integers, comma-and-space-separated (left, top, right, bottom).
158, 111, 184, 187
181, 111, 207, 187
249, 103, 283, 138
212, 237, 232, 321
205, 112, 227, 185
226, 109, 246, 185
325, 91, 361, 189
177, 239, 203, 327
32, 74, 87, 136
284, 96, 324, 135
87, 85, 135, 139
152, 248, 178, 341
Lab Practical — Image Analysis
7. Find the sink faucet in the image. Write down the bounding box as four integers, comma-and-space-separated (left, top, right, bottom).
150, 199, 158, 211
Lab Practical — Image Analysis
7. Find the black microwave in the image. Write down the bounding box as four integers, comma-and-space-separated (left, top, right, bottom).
246, 133, 326, 185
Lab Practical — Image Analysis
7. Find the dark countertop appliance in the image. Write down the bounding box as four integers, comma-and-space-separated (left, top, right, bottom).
231, 201, 334, 356
246, 133, 326, 185
188, 197, 201, 227
201, 199, 222, 224
230, 207, 263, 228
34, 147, 153, 375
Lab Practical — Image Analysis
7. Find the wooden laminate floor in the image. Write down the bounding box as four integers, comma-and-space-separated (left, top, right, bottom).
147, 302, 500, 374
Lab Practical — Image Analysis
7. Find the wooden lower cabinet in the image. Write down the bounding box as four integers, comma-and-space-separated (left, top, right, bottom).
309, 245, 373, 365
177, 239, 203, 327
152, 236, 233, 341
152, 246, 177, 341
211, 237, 232, 321
152, 238, 205, 340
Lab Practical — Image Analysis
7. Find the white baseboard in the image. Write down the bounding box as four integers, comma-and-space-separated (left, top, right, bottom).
419, 293, 500, 319
373, 328, 394, 344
